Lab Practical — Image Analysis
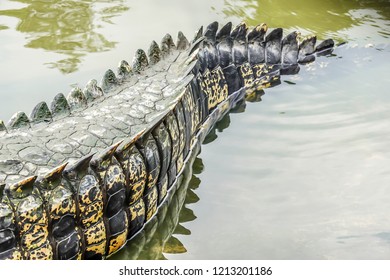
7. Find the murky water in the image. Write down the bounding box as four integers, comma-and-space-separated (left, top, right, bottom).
1, 0, 390, 259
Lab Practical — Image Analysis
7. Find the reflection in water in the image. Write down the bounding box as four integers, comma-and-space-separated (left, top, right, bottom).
203, 91, 263, 144
222, 0, 390, 42
109, 93, 259, 260
0, 0, 129, 73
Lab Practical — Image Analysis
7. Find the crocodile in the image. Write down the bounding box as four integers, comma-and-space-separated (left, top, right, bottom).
111, 139, 202, 260
0, 21, 335, 260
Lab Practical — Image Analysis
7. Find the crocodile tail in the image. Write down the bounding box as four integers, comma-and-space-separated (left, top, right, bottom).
34, 163, 84, 260
89, 142, 130, 257
0, 21, 335, 260
189, 21, 334, 115
0, 176, 54, 260
0, 120, 7, 133
62, 154, 106, 259
0, 182, 23, 260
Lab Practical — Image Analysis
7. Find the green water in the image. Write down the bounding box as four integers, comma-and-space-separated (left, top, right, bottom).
1, 0, 390, 259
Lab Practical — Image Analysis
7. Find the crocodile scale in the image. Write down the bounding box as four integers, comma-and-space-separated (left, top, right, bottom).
0, 21, 334, 259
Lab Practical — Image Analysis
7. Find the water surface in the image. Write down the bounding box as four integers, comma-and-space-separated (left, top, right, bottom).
1, 0, 390, 259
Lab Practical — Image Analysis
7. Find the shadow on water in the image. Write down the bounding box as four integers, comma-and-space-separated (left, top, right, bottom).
0, 0, 129, 73
109, 91, 263, 260
221, 0, 390, 42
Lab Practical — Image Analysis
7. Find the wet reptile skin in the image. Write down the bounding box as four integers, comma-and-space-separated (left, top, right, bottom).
0, 21, 334, 259
0, 50, 191, 184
